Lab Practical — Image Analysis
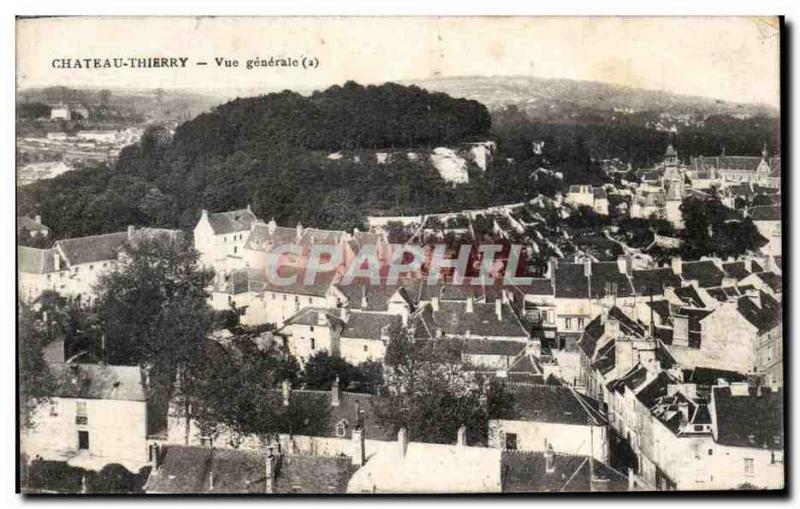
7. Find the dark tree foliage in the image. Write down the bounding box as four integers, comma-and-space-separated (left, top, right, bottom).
679, 196, 767, 260
18, 305, 57, 429
300, 351, 384, 394
375, 334, 514, 446
17, 102, 51, 119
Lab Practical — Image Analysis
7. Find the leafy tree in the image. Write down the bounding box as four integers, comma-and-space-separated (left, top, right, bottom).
299, 351, 382, 393
374, 334, 514, 445
18, 305, 56, 428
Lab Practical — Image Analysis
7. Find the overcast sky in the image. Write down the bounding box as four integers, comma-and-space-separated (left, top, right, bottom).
17, 16, 781, 107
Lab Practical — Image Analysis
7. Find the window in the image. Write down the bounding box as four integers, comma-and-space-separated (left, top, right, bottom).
364, 345, 369, 352
78, 431, 89, 450
310, 338, 315, 350
49, 402, 59, 417
708, 449, 713, 456
47, 274, 52, 281
233, 246, 238, 254
577, 317, 585, 329
505, 433, 518, 451
565, 318, 573, 330
744, 458, 754, 476
89, 265, 93, 271
309, 297, 313, 304
335, 419, 348, 437
75, 401, 87, 425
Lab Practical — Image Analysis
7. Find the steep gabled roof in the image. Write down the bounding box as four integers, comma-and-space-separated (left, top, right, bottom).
750, 205, 781, 221
48, 363, 146, 401
632, 268, 681, 296
206, 208, 257, 235
680, 261, 725, 289
55, 231, 129, 266
737, 291, 781, 334
713, 387, 783, 449
340, 311, 400, 340
18, 246, 57, 274
505, 384, 606, 426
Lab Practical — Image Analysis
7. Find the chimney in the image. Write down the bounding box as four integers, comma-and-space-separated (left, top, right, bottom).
678, 401, 690, 425
495, 299, 503, 321
331, 376, 341, 407
465, 296, 474, 314
296, 222, 303, 242
584, 259, 592, 277
282, 380, 291, 407
268, 218, 277, 235
352, 428, 365, 466
628, 468, 636, 491
201, 209, 209, 222
317, 310, 327, 326
265, 446, 276, 494
548, 258, 558, 284
456, 425, 467, 446
208, 470, 215, 491
544, 443, 555, 473
398, 428, 409, 458
35, 214, 41, 224
246, 203, 252, 213
127, 225, 135, 241
361, 285, 368, 309
431, 296, 440, 312
400, 306, 409, 327
340, 306, 350, 322
671, 257, 682, 276
150, 443, 161, 472
53, 251, 61, 272
745, 289, 762, 309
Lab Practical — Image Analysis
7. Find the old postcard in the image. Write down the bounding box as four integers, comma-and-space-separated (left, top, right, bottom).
16, 16, 784, 494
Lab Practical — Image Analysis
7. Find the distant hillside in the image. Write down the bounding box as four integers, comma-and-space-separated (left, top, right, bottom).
401, 75, 779, 118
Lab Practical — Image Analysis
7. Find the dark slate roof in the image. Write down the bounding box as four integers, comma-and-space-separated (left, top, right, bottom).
554, 263, 589, 298
56, 231, 128, 266
262, 267, 337, 297
608, 366, 649, 395
145, 446, 357, 494
721, 262, 751, 282
592, 187, 608, 199
682, 367, 748, 386
340, 312, 400, 340
501, 451, 629, 493
505, 384, 606, 425
737, 291, 781, 333
48, 363, 145, 401
412, 301, 529, 339
244, 222, 298, 251
206, 208, 257, 235
673, 285, 707, 308
650, 392, 696, 434
578, 306, 647, 358
750, 205, 781, 221
632, 268, 681, 295
756, 272, 782, 293
462, 339, 527, 357
281, 307, 345, 330
691, 155, 762, 172
510, 278, 554, 297
713, 387, 783, 449
634, 371, 678, 408
591, 340, 616, 375
590, 262, 635, 299
680, 261, 725, 289
333, 279, 411, 312
18, 246, 57, 274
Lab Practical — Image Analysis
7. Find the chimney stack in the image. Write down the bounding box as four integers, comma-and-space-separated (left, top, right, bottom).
671, 257, 683, 276
201, 209, 209, 222
127, 225, 136, 241
495, 299, 503, 321
35, 214, 41, 224
544, 443, 555, 473
351, 428, 365, 466
53, 251, 61, 272
431, 296, 440, 312
398, 428, 409, 458
400, 306, 409, 327
340, 306, 350, 322
296, 223, 303, 242
268, 218, 277, 235
331, 376, 341, 407
208, 470, 215, 491
627, 468, 635, 491
548, 258, 558, 284
583, 259, 592, 277
456, 425, 467, 446
361, 285, 368, 310
265, 446, 276, 494
282, 380, 291, 407
465, 296, 474, 314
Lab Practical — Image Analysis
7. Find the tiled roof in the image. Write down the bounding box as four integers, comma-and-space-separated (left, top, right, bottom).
756, 272, 782, 293
501, 451, 629, 493
590, 262, 635, 299
340, 311, 400, 340
412, 300, 529, 339
680, 261, 725, 288
737, 291, 781, 333
721, 262, 751, 281
333, 279, 412, 312
682, 367, 748, 386
18, 246, 56, 274
632, 268, 681, 295
56, 231, 129, 266
462, 339, 527, 357
554, 263, 589, 298
145, 446, 357, 494
509, 278, 554, 297
244, 222, 298, 251
262, 267, 337, 297
672, 285, 707, 307
691, 156, 762, 172
505, 384, 606, 426
48, 363, 145, 401
713, 387, 783, 449
206, 208, 257, 235
634, 370, 678, 408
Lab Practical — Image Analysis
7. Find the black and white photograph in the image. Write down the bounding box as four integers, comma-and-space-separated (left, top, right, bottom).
14, 15, 785, 495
